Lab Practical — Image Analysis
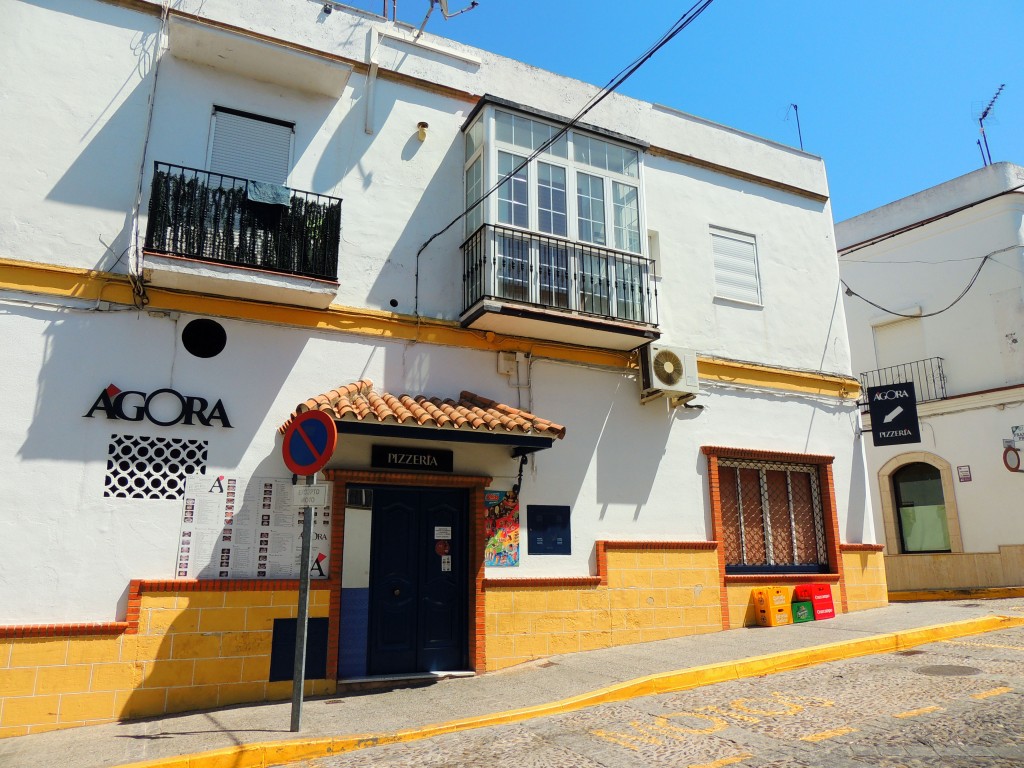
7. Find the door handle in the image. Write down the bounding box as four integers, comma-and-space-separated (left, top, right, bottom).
393, 588, 401, 597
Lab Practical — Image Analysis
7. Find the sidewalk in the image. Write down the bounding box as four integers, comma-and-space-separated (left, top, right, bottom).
2, 597, 1023, 768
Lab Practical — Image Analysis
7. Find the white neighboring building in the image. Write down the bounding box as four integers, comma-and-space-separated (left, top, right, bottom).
838, 162, 1024, 593
0, 0, 879, 733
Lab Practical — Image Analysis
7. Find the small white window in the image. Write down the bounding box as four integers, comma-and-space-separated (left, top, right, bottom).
711, 228, 761, 305
208, 107, 293, 185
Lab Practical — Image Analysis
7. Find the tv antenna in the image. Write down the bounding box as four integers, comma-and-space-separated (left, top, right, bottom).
416, 0, 479, 37
975, 83, 1004, 167
784, 103, 804, 151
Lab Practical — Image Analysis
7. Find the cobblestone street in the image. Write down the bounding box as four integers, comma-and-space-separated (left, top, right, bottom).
306, 624, 1024, 768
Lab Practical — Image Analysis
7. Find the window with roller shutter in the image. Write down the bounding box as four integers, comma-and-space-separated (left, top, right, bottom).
711, 227, 762, 305
208, 106, 293, 184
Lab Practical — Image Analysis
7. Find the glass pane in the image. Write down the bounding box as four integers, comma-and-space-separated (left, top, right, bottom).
612, 182, 640, 253
789, 471, 821, 565
614, 258, 648, 322
539, 243, 569, 308
465, 119, 484, 158
498, 151, 528, 228
577, 172, 606, 245
893, 463, 950, 552
465, 157, 483, 235
720, 466, 743, 566
766, 470, 794, 566
538, 162, 567, 237
496, 233, 529, 302
496, 110, 514, 144
739, 468, 766, 565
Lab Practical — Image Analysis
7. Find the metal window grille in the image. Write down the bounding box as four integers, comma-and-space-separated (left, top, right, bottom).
718, 458, 827, 572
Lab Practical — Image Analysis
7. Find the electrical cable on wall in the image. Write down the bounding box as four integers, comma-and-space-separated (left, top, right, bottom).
841, 244, 1019, 319
412, 0, 716, 316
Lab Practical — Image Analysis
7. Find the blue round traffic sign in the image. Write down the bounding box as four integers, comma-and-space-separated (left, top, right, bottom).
282, 410, 338, 475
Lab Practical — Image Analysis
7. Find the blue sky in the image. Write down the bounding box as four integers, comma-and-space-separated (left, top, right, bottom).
349, 0, 1023, 222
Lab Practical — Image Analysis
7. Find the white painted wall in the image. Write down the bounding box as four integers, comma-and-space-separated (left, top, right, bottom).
0, 0, 159, 273
838, 164, 1024, 559
0, 1, 871, 623
0, 299, 868, 622
4, 1, 850, 376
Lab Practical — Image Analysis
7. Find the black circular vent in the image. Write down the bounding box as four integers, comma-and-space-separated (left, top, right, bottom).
182, 319, 227, 359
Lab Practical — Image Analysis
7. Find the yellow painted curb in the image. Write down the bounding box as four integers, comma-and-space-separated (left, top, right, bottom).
117, 614, 1024, 768
890, 587, 1024, 602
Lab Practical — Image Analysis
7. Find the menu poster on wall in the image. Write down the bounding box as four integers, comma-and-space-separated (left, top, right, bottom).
484, 489, 520, 567
175, 475, 331, 580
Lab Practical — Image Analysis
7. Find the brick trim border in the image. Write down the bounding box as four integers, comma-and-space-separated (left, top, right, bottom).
482, 577, 602, 589
484, 541, 718, 591
325, 469, 492, 673
840, 543, 885, 553
702, 445, 848, 622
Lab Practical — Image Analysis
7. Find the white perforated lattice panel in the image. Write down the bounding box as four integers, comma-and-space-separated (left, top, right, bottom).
105, 435, 208, 499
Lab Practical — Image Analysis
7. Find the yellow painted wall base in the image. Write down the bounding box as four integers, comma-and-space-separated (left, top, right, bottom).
0, 589, 333, 737
484, 548, 722, 671
884, 545, 1024, 592
842, 550, 889, 612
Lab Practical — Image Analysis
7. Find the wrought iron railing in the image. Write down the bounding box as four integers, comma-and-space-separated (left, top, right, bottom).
859, 357, 947, 405
144, 162, 341, 281
462, 224, 658, 326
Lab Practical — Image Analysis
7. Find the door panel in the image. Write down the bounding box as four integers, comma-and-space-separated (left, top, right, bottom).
368, 487, 467, 675
367, 491, 419, 674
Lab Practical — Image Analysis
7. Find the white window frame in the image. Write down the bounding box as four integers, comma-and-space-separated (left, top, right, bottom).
463, 107, 646, 255
711, 227, 762, 306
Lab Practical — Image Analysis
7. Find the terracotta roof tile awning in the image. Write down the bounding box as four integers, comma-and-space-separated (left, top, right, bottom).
280, 380, 566, 449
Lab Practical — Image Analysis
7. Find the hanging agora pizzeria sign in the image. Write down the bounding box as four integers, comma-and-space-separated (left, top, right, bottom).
84, 384, 232, 428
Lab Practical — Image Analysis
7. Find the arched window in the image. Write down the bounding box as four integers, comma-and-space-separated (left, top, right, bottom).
892, 463, 950, 553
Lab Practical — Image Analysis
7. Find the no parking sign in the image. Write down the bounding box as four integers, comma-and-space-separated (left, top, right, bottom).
281, 410, 337, 476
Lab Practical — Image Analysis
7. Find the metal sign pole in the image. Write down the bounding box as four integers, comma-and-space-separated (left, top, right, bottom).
290, 473, 315, 732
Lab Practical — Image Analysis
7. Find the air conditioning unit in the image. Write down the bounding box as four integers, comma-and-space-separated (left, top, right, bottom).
639, 343, 699, 405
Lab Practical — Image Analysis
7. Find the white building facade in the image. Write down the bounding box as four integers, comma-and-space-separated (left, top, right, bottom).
0, 0, 881, 734
838, 162, 1024, 594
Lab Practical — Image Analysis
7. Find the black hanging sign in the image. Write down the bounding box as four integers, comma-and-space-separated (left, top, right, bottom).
371, 445, 454, 472
867, 382, 921, 447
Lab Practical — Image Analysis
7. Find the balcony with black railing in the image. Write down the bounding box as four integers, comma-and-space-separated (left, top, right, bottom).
461, 224, 659, 349
144, 162, 341, 281
859, 357, 947, 406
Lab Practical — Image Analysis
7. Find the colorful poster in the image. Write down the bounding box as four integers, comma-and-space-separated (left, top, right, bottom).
484, 489, 520, 567
176, 475, 331, 580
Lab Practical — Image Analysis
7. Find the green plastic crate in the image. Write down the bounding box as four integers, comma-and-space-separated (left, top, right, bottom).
791, 601, 815, 623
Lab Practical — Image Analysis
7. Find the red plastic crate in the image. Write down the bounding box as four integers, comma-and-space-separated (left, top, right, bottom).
793, 583, 835, 620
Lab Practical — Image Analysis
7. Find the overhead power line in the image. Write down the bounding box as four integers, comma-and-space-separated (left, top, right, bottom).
413, 0, 717, 316
841, 244, 1020, 319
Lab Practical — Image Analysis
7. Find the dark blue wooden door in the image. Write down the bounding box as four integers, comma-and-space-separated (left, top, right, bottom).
368, 488, 467, 674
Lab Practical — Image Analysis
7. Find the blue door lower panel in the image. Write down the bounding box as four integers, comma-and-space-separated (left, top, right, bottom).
338, 587, 369, 678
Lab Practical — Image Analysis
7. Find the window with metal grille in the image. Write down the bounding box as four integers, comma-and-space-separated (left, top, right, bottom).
717, 458, 828, 573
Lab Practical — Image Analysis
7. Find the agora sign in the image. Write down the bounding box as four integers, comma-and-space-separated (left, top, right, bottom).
84, 383, 232, 428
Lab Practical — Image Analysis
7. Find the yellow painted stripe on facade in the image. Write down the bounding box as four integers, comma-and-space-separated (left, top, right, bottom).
116, 615, 1024, 768
1, 258, 859, 398
688, 754, 754, 768
890, 587, 1024, 602
971, 686, 1013, 700
894, 705, 942, 718
800, 726, 857, 742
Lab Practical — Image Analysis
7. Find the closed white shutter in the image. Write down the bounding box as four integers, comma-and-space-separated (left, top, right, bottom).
712, 229, 761, 305
209, 108, 293, 185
